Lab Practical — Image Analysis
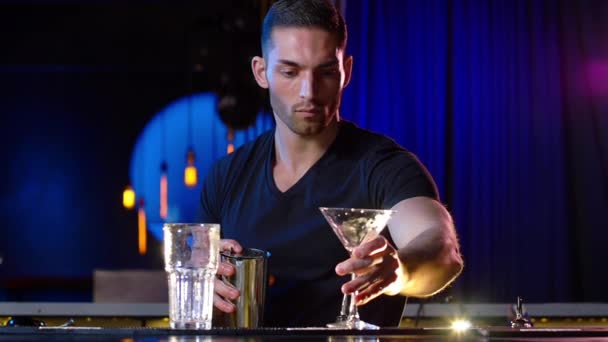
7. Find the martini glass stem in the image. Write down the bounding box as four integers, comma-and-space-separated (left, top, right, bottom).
338, 293, 348, 320
346, 273, 359, 321
338, 273, 359, 322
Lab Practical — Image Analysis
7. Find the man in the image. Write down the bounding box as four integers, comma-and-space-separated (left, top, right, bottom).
201, 0, 463, 327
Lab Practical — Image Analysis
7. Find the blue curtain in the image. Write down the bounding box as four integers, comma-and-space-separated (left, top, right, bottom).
342, 0, 608, 302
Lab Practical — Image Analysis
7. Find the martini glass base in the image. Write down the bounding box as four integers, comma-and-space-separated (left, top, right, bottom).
327, 318, 380, 330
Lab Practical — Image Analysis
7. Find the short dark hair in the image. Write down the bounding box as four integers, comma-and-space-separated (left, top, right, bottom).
261, 0, 347, 57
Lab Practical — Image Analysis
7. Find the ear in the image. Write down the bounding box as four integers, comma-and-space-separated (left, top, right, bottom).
343, 55, 353, 88
251, 56, 269, 89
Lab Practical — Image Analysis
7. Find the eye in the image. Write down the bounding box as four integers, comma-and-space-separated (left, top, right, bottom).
280, 69, 297, 78
321, 68, 340, 77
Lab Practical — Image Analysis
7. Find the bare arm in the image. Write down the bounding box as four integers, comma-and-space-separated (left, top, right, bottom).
387, 196, 463, 297
337, 196, 463, 304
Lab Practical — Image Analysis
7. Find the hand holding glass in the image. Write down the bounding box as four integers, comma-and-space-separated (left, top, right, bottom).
319, 207, 395, 330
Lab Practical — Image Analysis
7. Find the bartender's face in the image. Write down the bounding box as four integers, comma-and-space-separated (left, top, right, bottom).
252, 27, 352, 136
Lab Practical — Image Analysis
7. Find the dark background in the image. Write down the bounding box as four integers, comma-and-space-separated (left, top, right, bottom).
0, 0, 266, 300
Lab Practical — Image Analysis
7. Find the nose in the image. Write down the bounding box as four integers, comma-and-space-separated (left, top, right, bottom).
299, 74, 314, 99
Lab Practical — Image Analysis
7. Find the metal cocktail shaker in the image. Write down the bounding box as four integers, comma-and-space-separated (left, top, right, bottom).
219, 248, 270, 328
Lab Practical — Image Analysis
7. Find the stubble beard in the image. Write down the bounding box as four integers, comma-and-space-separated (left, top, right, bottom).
270, 95, 340, 137
280, 111, 325, 136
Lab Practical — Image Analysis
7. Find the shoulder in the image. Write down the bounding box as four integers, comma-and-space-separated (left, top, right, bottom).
337, 121, 439, 204
337, 120, 410, 156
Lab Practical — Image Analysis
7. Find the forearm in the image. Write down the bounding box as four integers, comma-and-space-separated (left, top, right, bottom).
395, 225, 463, 297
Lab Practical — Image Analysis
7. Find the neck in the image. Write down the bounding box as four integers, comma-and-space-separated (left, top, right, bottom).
273, 117, 340, 172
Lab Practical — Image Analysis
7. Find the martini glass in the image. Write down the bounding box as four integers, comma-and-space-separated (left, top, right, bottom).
319, 207, 395, 330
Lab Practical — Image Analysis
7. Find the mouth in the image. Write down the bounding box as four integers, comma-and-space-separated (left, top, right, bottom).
295, 108, 323, 116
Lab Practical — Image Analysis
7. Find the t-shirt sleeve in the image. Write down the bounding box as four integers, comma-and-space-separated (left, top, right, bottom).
366, 141, 439, 209
200, 162, 223, 224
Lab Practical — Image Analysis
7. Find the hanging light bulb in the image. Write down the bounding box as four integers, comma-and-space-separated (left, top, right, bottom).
184, 93, 198, 187
227, 128, 235, 154
184, 147, 198, 188
160, 161, 168, 219
137, 198, 147, 255
122, 184, 135, 210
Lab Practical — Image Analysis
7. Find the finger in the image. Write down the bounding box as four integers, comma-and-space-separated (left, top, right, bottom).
343, 255, 400, 294
353, 236, 388, 258
356, 273, 397, 306
220, 239, 243, 253
336, 253, 387, 276
341, 270, 376, 294
215, 278, 240, 301
335, 256, 376, 276
355, 260, 399, 304
360, 264, 398, 293
214, 293, 236, 313
216, 261, 236, 277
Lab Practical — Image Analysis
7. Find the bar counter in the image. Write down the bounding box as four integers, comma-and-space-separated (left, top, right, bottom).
3, 326, 608, 341
3, 302, 608, 340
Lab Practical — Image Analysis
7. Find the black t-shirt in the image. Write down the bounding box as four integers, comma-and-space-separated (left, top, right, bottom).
201, 120, 438, 327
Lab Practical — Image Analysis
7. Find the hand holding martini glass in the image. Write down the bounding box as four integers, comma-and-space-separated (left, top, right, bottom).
319, 207, 396, 330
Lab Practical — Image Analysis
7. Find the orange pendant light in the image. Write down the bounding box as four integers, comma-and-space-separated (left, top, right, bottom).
122, 185, 135, 210
184, 147, 198, 187
227, 128, 235, 154
137, 198, 147, 255
160, 161, 168, 219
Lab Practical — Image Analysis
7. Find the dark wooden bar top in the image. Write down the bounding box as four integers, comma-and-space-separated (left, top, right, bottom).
2, 326, 608, 341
